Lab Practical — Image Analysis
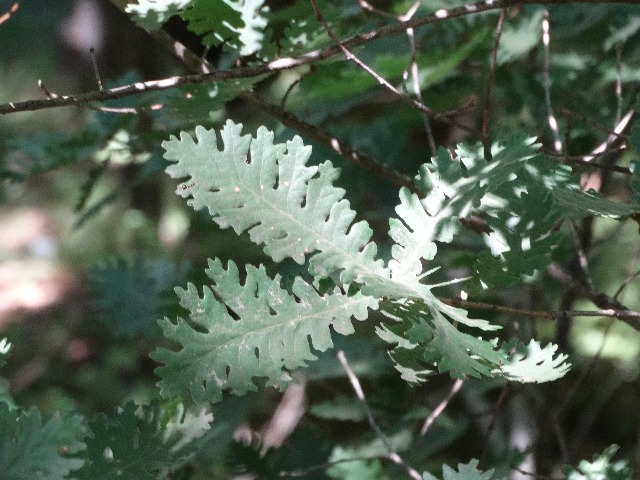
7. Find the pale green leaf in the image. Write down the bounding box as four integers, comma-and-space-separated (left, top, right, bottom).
423, 459, 501, 480
125, 0, 194, 29
388, 187, 438, 280
162, 120, 385, 283
152, 259, 377, 404
496, 340, 570, 383
562, 445, 631, 480
377, 300, 505, 380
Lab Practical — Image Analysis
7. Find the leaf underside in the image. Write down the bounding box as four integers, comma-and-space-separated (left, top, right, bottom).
152, 259, 377, 404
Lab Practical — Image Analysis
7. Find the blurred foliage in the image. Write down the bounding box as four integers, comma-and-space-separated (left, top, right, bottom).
0, 0, 639, 479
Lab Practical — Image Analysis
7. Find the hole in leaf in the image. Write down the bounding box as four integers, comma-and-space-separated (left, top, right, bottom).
254, 347, 260, 360
225, 306, 240, 321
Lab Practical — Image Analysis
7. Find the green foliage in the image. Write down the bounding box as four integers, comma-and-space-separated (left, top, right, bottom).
562, 445, 631, 480
496, 340, 570, 383
76, 400, 212, 479
159, 121, 570, 390
0, 405, 87, 480
90, 257, 190, 338
423, 459, 501, 480
162, 121, 385, 283
3, 1, 640, 479
126, 0, 267, 56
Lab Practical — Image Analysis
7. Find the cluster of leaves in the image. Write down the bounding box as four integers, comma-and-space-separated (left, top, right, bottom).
0, 398, 213, 480
154, 120, 593, 401
2, 0, 640, 479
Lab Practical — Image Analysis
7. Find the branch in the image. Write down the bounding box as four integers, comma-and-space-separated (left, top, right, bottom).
546, 262, 640, 330
7, 0, 636, 117
439, 296, 640, 325
241, 94, 424, 196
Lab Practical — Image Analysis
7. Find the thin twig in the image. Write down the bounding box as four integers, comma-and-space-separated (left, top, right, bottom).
584, 109, 635, 161
37, 79, 155, 114
512, 466, 560, 479
544, 149, 632, 174
37, 80, 58, 99
546, 262, 640, 330
615, 44, 623, 125
542, 10, 562, 153
309, 0, 477, 136
481, 8, 505, 152
404, 26, 437, 156
439, 296, 640, 323
152, 5, 425, 196
570, 221, 594, 289
420, 378, 463, 436
613, 249, 640, 299
391, 0, 437, 157
557, 108, 630, 141
90, 47, 104, 91
337, 350, 423, 480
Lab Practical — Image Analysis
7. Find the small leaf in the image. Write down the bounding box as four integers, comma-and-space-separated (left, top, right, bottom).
562, 444, 631, 480
423, 459, 501, 480
496, 340, 570, 383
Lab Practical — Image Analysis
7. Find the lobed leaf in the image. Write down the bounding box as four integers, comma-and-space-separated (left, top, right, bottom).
423, 459, 501, 480
152, 259, 377, 404
125, 0, 194, 29
162, 120, 385, 283
496, 340, 570, 383
377, 300, 505, 381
